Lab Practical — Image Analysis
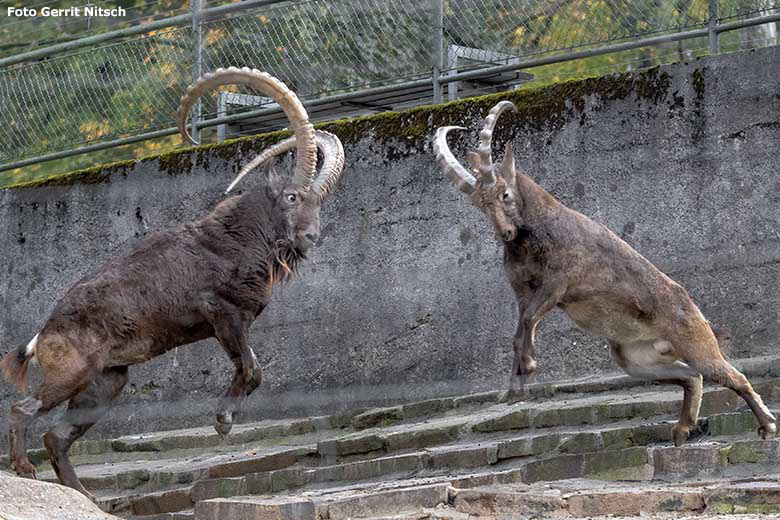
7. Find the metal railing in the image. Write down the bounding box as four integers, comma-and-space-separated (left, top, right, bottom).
1, 0, 779, 173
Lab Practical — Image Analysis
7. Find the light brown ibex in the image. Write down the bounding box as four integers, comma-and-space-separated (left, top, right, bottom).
1, 68, 344, 498
433, 100, 776, 446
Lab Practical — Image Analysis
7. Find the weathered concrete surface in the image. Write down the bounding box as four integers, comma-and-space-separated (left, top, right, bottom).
1, 45, 780, 441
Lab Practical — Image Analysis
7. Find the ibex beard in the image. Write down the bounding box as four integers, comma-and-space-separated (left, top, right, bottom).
434, 100, 777, 447
0, 67, 344, 499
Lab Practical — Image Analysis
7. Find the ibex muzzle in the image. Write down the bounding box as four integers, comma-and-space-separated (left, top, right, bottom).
434, 100, 777, 447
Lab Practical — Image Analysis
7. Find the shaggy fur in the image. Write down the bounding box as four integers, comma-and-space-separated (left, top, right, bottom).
1, 163, 320, 499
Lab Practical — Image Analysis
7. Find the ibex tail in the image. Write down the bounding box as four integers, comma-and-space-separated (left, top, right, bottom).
1, 334, 38, 393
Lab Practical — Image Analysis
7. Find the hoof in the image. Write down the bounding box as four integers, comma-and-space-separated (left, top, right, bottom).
671, 425, 690, 447
758, 422, 777, 439
215, 419, 233, 439
503, 388, 526, 404
13, 461, 37, 480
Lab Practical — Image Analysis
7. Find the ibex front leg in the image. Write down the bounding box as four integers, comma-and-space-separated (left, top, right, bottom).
507, 284, 566, 403
209, 308, 261, 439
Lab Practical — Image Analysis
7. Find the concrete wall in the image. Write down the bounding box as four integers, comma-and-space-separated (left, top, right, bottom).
2, 46, 780, 440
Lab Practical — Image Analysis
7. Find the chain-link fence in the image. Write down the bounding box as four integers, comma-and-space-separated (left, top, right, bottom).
1, 0, 779, 173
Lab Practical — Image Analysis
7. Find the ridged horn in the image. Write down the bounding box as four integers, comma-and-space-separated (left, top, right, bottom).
176, 67, 318, 191
225, 131, 345, 201
433, 126, 476, 195
310, 131, 345, 200
225, 137, 296, 195
477, 100, 517, 185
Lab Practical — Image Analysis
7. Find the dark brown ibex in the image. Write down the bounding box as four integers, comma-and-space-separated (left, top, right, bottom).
434, 100, 776, 446
1, 68, 345, 498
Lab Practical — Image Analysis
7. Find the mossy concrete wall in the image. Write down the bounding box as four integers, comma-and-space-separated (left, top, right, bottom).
2, 45, 780, 440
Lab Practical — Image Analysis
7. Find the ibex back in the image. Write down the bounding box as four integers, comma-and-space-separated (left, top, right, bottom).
434, 100, 776, 446
1, 68, 345, 499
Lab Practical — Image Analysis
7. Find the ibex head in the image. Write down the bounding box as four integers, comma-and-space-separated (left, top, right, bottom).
434, 100, 521, 242
176, 67, 345, 252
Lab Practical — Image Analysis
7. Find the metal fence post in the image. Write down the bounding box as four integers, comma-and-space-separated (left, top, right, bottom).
708, 0, 720, 54
432, 0, 444, 104
190, 0, 203, 143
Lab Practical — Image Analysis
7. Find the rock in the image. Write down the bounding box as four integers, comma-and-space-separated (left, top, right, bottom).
0, 471, 120, 520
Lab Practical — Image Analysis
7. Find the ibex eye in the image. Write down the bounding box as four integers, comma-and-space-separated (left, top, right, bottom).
286, 193, 297, 203
502, 191, 510, 201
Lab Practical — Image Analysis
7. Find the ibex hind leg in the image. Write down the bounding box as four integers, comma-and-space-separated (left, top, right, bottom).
8, 377, 90, 480
43, 366, 128, 501
657, 375, 704, 446
608, 340, 702, 446
8, 396, 44, 479
686, 350, 776, 439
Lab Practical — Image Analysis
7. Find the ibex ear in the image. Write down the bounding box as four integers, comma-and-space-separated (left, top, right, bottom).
497, 142, 516, 184
264, 164, 284, 197
466, 151, 481, 175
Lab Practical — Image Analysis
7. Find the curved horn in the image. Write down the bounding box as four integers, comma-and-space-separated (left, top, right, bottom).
433, 126, 476, 195
225, 136, 296, 194
477, 100, 517, 185
226, 131, 344, 200
310, 131, 345, 200
176, 67, 318, 191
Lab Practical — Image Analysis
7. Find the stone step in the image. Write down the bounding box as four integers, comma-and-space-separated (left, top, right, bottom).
35, 390, 675, 493
188, 434, 780, 509
194, 483, 452, 520
110, 416, 333, 453
451, 477, 780, 517
0, 413, 351, 470
17, 372, 780, 518
473, 381, 779, 435
347, 355, 780, 432
104, 485, 194, 518
128, 512, 194, 520
7, 356, 778, 473
42, 445, 315, 493
363, 512, 780, 520
93, 403, 776, 515
104, 432, 780, 517
317, 382, 779, 462
44, 390, 769, 501
191, 470, 780, 519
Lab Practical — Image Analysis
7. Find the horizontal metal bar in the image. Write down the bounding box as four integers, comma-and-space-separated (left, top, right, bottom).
439, 27, 711, 84
0, 0, 287, 68
0, 79, 436, 171
0, 127, 180, 173
715, 11, 780, 33
197, 78, 434, 128
3, 11, 778, 171
439, 11, 780, 85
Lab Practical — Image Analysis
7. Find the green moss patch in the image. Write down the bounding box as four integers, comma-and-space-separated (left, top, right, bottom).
6, 159, 135, 189
7, 65, 677, 190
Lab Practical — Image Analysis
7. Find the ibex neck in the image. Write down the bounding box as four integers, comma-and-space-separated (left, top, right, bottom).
198, 189, 286, 254
516, 172, 561, 218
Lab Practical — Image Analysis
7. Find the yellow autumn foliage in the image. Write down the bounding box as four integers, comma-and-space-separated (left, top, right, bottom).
79, 120, 111, 141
